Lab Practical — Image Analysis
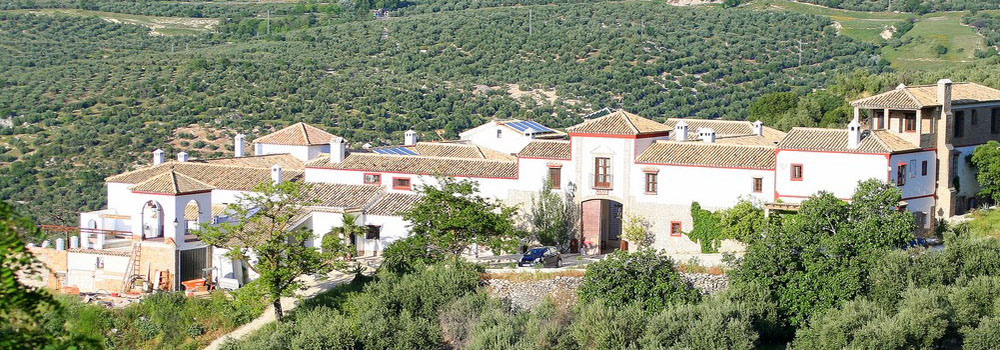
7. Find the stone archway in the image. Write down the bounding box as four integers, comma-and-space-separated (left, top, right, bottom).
141, 200, 164, 239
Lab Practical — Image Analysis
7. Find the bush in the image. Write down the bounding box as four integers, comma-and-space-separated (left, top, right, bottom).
964, 317, 1000, 350
792, 299, 888, 350
851, 288, 952, 349
578, 250, 699, 312
641, 295, 757, 350
570, 301, 646, 350
381, 235, 442, 274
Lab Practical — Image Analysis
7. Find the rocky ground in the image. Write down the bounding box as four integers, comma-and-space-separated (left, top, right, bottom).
486, 273, 729, 310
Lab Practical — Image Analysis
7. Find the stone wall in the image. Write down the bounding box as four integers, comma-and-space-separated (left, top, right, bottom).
486, 273, 730, 310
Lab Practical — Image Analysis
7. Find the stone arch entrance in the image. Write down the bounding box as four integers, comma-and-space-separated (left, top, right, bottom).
581, 198, 623, 255
141, 200, 163, 239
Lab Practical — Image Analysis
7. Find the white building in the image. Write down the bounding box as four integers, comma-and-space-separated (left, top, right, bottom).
30, 79, 1000, 293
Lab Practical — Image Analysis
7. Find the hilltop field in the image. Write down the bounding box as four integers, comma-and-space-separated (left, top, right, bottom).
1, 0, 999, 222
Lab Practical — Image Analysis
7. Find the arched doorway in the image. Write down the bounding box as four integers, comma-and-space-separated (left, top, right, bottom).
184, 199, 202, 238
581, 199, 623, 255
87, 219, 98, 230
141, 200, 163, 239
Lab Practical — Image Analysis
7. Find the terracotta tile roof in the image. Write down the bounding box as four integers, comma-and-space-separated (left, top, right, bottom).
253, 122, 336, 146
366, 193, 422, 216
518, 140, 571, 159
567, 109, 670, 136
852, 83, 1000, 109
777, 128, 919, 154
710, 134, 781, 146
184, 203, 229, 220
664, 118, 785, 141
305, 183, 383, 209
107, 162, 303, 191
305, 153, 518, 178
130, 170, 215, 194
195, 154, 305, 170
637, 141, 776, 169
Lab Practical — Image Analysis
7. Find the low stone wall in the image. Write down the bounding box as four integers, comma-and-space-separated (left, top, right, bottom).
486, 273, 730, 310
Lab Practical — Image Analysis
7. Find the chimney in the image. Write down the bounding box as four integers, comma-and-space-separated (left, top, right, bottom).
234, 134, 246, 157
700, 128, 716, 143
362, 143, 372, 150
674, 120, 689, 141
404, 130, 418, 146
937, 79, 953, 114
271, 164, 283, 184
177, 152, 189, 162
753, 120, 763, 136
848, 117, 861, 149
254, 143, 264, 156
330, 136, 346, 163
153, 149, 165, 165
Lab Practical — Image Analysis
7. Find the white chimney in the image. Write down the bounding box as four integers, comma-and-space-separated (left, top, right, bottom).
404, 130, 418, 146
362, 143, 372, 150
753, 120, 763, 136
937, 79, 953, 114
330, 136, 346, 163
177, 152, 189, 162
700, 128, 716, 143
153, 149, 165, 165
848, 117, 862, 149
271, 164, 282, 184
674, 120, 689, 141
234, 134, 246, 157
254, 143, 264, 156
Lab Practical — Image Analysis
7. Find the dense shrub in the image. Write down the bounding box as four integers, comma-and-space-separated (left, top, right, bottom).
578, 250, 699, 312
641, 296, 757, 350
964, 317, 1000, 350
381, 235, 442, 274
570, 301, 646, 350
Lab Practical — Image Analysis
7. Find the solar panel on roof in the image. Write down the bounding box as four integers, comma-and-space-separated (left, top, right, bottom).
373, 147, 418, 155
505, 120, 554, 135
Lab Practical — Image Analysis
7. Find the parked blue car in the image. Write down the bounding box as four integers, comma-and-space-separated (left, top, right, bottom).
518, 246, 562, 268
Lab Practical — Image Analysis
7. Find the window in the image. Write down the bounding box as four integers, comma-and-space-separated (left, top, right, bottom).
971, 110, 978, 125
909, 160, 916, 178
790, 164, 803, 181
645, 172, 658, 194
594, 157, 611, 188
670, 221, 682, 237
752, 177, 763, 193
392, 177, 411, 190
897, 164, 907, 186
548, 167, 561, 189
992, 108, 1000, 134
904, 114, 916, 132
365, 225, 381, 240
363, 173, 381, 185
922, 160, 928, 176
955, 111, 965, 137
496, 129, 502, 138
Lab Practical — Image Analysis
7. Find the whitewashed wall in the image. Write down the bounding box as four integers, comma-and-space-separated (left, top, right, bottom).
460, 123, 533, 155
775, 150, 888, 202
889, 151, 937, 199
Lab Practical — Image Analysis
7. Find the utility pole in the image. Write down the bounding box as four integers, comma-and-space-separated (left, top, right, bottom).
267, 10, 271, 36
797, 39, 803, 67
528, 9, 532, 36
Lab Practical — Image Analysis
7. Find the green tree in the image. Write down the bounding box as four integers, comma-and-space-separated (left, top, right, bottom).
578, 250, 700, 312
748, 92, 798, 127
1, 201, 101, 349
717, 199, 766, 244
402, 177, 524, 257
526, 179, 576, 251
195, 181, 329, 321
322, 213, 368, 276
732, 179, 913, 330
971, 140, 1000, 203
621, 213, 653, 250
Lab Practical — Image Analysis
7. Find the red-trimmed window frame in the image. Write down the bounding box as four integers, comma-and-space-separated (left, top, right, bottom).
896, 163, 907, 187
790, 164, 803, 181
904, 114, 916, 133
363, 173, 381, 185
670, 221, 682, 237
392, 177, 412, 190
752, 177, 763, 193
921, 161, 928, 176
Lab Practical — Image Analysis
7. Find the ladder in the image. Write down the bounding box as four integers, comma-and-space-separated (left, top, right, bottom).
121, 241, 142, 293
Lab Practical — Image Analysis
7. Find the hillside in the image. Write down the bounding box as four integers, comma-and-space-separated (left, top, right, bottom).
0, 1, 890, 223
